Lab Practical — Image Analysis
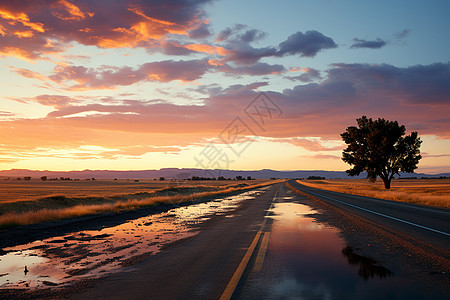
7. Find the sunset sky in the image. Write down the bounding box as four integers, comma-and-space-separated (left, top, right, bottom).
0, 0, 449, 174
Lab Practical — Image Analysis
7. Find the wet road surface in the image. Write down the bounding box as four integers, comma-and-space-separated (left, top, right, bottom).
289, 180, 450, 251
67, 185, 278, 300
236, 182, 447, 299
1, 182, 448, 299
0, 189, 266, 290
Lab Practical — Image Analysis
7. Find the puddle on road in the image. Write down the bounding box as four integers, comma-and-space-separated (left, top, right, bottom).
255, 201, 437, 300
0, 188, 269, 289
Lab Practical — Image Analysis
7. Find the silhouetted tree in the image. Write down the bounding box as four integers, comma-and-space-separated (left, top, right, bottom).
159, 177, 165, 181
341, 116, 422, 189
40, 176, 47, 181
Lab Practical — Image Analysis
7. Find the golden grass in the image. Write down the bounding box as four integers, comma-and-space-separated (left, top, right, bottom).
0, 180, 270, 215
0, 179, 263, 203
0, 180, 281, 228
298, 179, 450, 209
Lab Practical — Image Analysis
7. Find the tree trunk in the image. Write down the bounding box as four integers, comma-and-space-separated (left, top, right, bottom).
382, 178, 391, 189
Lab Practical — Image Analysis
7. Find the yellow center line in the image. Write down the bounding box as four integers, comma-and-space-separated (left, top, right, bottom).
252, 185, 278, 273
252, 231, 271, 272
219, 183, 280, 300
219, 230, 262, 300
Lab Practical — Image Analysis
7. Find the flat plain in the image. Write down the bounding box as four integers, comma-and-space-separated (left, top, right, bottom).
299, 178, 450, 208
0, 179, 276, 227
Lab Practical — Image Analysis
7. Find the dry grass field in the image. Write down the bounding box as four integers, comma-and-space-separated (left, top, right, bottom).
298, 179, 450, 209
0, 179, 264, 203
0, 179, 279, 228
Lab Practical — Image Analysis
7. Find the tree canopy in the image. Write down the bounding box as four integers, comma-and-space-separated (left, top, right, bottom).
341, 116, 422, 189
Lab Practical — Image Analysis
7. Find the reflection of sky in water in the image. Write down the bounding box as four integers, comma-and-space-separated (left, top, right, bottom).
0, 188, 268, 289
267, 203, 345, 267
256, 201, 437, 299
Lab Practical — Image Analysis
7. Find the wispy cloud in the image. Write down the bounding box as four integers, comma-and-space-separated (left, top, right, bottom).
13, 59, 212, 90
350, 37, 386, 49
394, 29, 410, 41
298, 154, 341, 160
219, 62, 286, 76
285, 67, 322, 82
287, 138, 343, 152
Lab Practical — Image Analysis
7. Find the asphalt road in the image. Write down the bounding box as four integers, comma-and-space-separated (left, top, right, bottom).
63, 180, 450, 299
69, 184, 279, 300
288, 180, 450, 252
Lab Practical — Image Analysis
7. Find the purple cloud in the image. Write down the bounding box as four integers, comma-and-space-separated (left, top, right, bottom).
285, 68, 322, 82
188, 23, 212, 39
238, 29, 267, 43
218, 43, 277, 65
351, 38, 386, 49
327, 62, 450, 104
47, 59, 211, 90
277, 30, 337, 57
394, 29, 410, 40
220, 63, 286, 76
160, 41, 196, 55
213, 30, 336, 65
215, 24, 247, 42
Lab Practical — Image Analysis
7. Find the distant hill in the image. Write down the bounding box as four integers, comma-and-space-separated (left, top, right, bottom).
0, 168, 448, 180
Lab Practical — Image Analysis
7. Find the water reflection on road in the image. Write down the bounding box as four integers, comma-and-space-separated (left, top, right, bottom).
240, 190, 433, 300
0, 188, 268, 289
